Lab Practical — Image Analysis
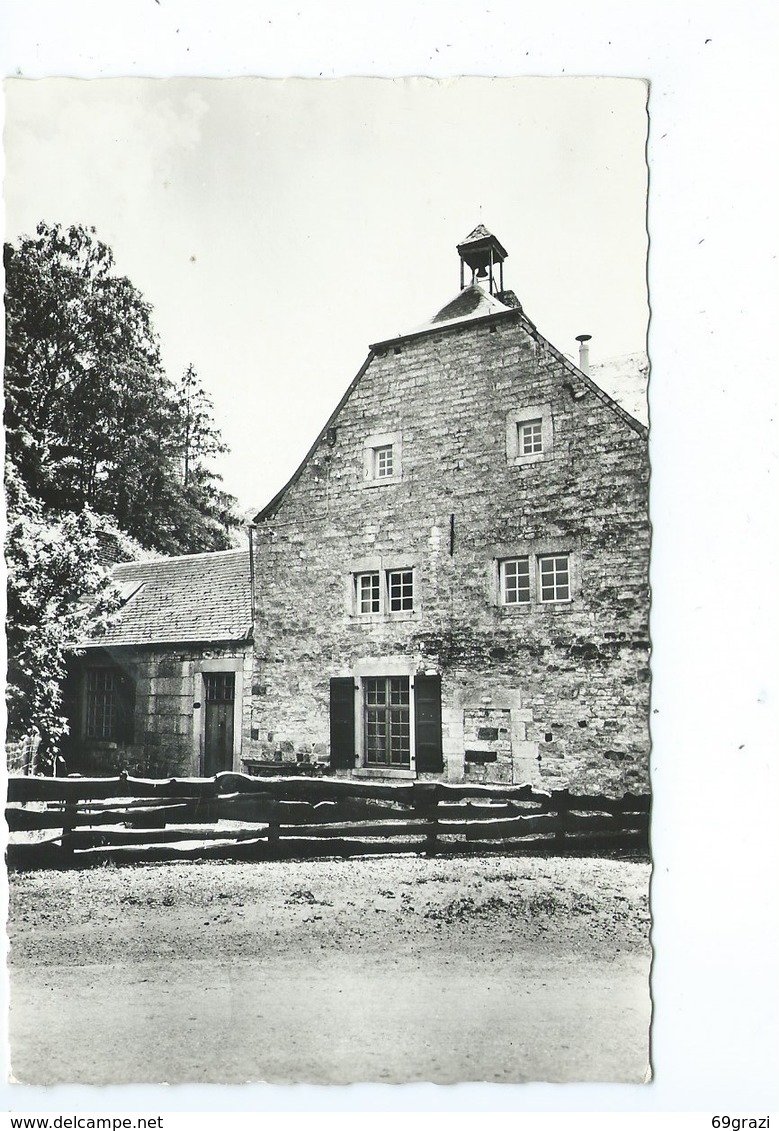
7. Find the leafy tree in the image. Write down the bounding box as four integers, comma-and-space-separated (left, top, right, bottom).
166, 363, 241, 552
4, 467, 122, 769
4, 222, 240, 553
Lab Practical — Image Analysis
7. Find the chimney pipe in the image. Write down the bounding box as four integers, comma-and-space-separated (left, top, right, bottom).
575, 334, 592, 375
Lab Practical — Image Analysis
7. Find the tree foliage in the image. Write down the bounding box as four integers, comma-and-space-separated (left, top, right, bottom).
4, 468, 122, 765
4, 222, 240, 554
4, 223, 243, 759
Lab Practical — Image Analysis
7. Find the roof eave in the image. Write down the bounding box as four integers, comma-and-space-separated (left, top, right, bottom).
75, 625, 254, 651
518, 314, 648, 439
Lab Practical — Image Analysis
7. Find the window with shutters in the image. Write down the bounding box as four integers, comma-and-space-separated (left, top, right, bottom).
328, 672, 443, 776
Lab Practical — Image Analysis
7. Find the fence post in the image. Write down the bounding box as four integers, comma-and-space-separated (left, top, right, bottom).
552, 788, 570, 851
413, 782, 439, 856
61, 797, 78, 862
265, 800, 281, 855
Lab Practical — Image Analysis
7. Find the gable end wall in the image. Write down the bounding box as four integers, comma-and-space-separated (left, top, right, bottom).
250, 315, 650, 795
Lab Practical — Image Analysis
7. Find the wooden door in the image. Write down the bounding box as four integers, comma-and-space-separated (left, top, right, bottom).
203, 672, 235, 776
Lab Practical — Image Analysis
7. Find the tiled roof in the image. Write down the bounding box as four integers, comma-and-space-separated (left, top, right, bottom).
410, 283, 512, 333
85, 548, 252, 648
429, 284, 511, 326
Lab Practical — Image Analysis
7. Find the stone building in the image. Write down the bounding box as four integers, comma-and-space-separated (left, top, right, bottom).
248, 226, 650, 796
63, 549, 253, 777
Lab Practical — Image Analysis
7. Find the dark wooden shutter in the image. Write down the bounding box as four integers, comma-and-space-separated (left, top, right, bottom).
329, 677, 356, 768
414, 674, 443, 773
116, 670, 136, 744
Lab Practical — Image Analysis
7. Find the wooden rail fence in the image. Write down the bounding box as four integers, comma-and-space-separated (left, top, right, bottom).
5, 772, 650, 870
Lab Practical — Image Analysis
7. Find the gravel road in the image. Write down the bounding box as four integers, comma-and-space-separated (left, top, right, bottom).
7, 853, 652, 1085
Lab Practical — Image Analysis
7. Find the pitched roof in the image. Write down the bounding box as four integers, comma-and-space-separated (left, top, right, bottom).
84, 548, 252, 648
422, 283, 512, 331
459, 223, 495, 245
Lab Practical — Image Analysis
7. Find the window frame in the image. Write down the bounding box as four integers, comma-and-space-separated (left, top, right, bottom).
352, 566, 416, 617
500, 557, 532, 605
363, 430, 403, 487
538, 553, 571, 603
84, 666, 118, 741
506, 404, 554, 466
355, 571, 382, 614
519, 417, 543, 456
362, 675, 412, 769
494, 548, 576, 608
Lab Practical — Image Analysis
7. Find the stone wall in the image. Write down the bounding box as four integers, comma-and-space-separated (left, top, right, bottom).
250, 310, 650, 795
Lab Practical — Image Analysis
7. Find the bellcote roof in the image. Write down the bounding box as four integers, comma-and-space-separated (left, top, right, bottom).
456, 224, 509, 269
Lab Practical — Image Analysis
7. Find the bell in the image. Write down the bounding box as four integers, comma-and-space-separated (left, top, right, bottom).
476, 265, 488, 279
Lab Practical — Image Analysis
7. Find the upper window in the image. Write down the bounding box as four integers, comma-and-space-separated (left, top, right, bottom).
357, 571, 381, 613
497, 552, 573, 606
539, 554, 570, 602
519, 418, 543, 456
387, 569, 413, 612
363, 430, 403, 486
373, 445, 394, 479
506, 404, 553, 466
354, 568, 414, 615
501, 557, 531, 604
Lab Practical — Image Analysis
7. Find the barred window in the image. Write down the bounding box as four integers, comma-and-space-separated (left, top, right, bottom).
85, 668, 118, 740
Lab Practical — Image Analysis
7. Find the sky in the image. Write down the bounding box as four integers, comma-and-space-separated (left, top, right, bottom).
3, 77, 649, 514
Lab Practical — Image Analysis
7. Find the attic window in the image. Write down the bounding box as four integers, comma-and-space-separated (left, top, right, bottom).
519, 418, 543, 455
506, 404, 553, 466
374, 445, 394, 479
363, 430, 403, 487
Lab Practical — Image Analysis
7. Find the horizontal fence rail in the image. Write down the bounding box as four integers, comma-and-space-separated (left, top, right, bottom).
5, 771, 650, 870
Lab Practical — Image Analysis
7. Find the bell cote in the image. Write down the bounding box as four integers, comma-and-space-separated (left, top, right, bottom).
456, 224, 509, 296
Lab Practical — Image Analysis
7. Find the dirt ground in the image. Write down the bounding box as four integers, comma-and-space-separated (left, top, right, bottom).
7, 853, 652, 1086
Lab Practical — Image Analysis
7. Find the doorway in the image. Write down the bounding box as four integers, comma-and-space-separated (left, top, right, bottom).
203, 672, 235, 776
